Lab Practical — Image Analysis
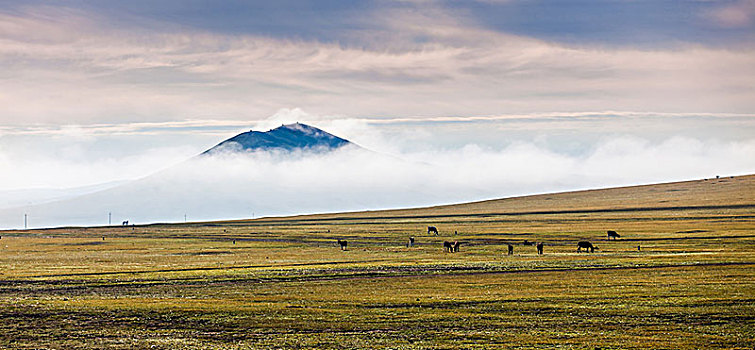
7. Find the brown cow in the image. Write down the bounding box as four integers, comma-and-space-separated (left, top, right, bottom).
577, 241, 598, 253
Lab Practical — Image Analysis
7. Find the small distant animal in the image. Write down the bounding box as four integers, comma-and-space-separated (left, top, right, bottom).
607, 230, 620, 240
523, 240, 534, 246
454, 230, 457, 235
102, 236, 105, 241
233, 240, 236, 245
428, 226, 439, 235
122, 220, 128, 226
577, 241, 598, 253
536, 242, 544, 255
453, 241, 461, 252
637, 245, 641, 251
337, 239, 348, 251
407, 237, 415, 247
507, 244, 513, 255
443, 241, 454, 252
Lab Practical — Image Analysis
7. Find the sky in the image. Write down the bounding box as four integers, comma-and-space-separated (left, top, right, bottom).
0, 1, 754, 228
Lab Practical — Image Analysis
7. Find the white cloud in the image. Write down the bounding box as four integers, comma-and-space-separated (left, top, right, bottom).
1, 117, 753, 228
0, 5, 753, 126
706, 0, 755, 28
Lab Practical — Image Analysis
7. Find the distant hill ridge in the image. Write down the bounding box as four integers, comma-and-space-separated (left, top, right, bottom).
249, 174, 755, 222
203, 122, 352, 155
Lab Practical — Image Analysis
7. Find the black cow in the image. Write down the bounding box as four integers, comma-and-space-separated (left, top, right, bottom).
577, 241, 598, 253
428, 226, 439, 235
122, 220, 128, 226
408, 237, 415, 247
453, 241, 461, 252
536, 242, 544, 255
607, 230, 621, 240
337, 239, 348, 251
507, 244, 514, 255
443, 241, 454, 252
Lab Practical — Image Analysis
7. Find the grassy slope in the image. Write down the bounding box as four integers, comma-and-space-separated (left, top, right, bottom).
258, 174, 754, 221
0, 175, 753, 349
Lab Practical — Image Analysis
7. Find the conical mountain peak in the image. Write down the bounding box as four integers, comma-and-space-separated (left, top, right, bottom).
203, 122, 352, 155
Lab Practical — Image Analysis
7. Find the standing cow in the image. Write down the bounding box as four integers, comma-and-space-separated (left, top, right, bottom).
337, 239, 348, 251
536, 242, 544, 255
577, 241, 598, 253
607, 230, 621, 240
507, 244, 514, 255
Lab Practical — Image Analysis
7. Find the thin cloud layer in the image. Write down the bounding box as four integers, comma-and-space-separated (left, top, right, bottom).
0, 4, 753, 126
1, 119, 753, 229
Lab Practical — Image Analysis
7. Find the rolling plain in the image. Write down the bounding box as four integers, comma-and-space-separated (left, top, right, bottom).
1, 175, 753, 349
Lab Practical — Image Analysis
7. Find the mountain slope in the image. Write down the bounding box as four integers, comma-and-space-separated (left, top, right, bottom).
252, 174, 755, 222
202, 123, 352, 155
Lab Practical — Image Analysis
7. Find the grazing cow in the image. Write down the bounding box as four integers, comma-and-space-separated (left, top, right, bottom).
536, 242, 544, 255
428, 226, 439, 235
508, 244, 514, 255
443, 241, 454, 252
122, 220, 128, 226
607, 230, 621, 240
453, 241, 461, 252
408, 237, 415, 247
577, 241, 598, 253
337, 239, 348, 251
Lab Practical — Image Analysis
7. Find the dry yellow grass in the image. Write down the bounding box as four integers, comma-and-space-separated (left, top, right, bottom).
0, 174, 753, 349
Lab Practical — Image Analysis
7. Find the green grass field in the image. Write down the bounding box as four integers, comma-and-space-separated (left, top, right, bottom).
1, 175, 754, 349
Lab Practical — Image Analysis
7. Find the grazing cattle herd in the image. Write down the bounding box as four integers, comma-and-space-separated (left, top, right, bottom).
334, 228, 624, 255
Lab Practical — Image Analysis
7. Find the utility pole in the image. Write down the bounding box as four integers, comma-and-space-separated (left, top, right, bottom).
184, 214, 187, 223
109, 212, 112, 226
24, 214, 27, 229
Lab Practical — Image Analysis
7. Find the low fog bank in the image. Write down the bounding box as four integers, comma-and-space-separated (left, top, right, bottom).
1, 136, 753, 229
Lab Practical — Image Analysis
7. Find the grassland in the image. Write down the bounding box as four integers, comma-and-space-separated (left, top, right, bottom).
1, 175, 753, 349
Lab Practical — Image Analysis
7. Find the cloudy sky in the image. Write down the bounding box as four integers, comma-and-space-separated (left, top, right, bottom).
1, 1, 754, 227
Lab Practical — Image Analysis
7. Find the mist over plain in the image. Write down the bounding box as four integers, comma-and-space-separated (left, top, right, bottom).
1, 114, 753, 229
